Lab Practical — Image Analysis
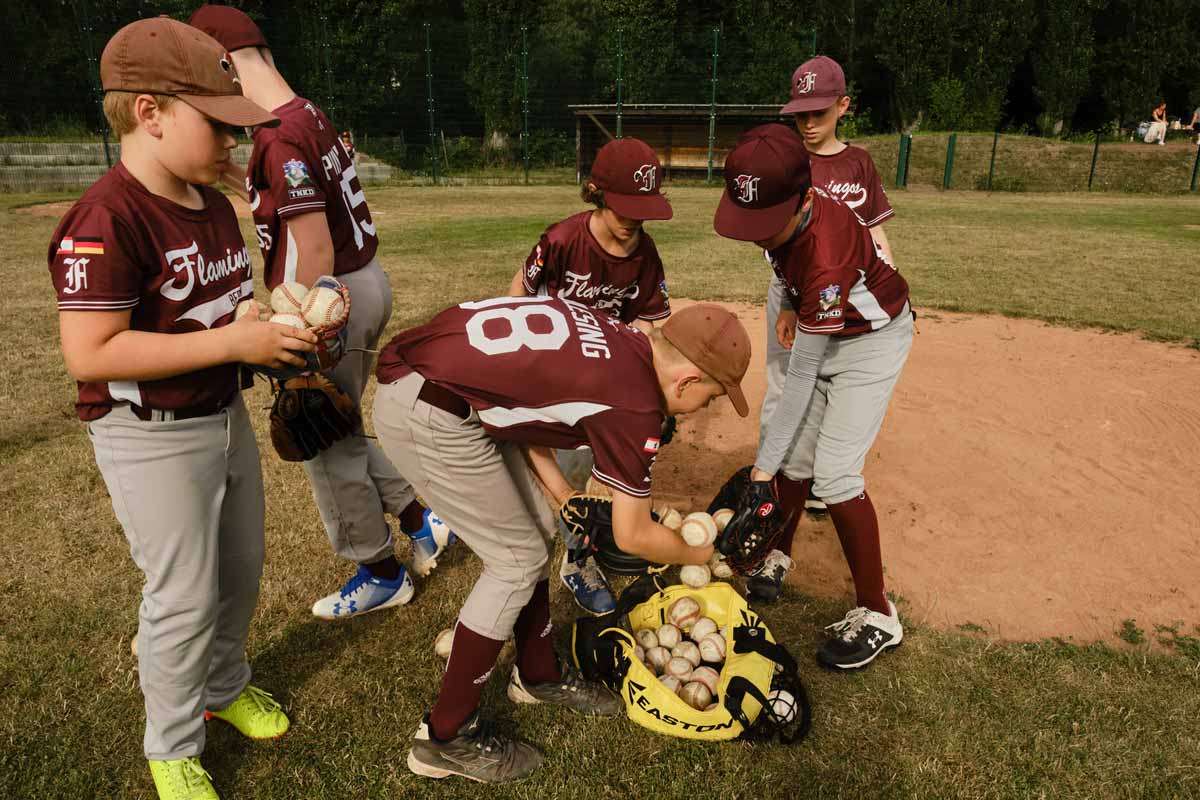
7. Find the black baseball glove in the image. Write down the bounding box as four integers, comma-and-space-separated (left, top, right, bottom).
558, 494, 663, 575
269, 373, 362, 462
713, 469, 790, 575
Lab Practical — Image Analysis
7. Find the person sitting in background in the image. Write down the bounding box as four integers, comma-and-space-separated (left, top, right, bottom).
341, 130, 356, 161
1145, 102, 1168, 145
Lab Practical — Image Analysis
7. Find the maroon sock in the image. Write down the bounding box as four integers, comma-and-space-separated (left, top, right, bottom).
827, 491, 890, 615
774, 475, 811, 557
429, 622, 505, 741
513, 580, 560, 684
399, 499, 426, 535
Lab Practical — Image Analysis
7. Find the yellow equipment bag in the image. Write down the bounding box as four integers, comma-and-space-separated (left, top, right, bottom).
572, 575, 811, 742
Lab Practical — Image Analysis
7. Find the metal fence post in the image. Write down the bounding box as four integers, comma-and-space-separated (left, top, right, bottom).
616, 28, 624, 138
74, 0, 112, 168
986, 130, 999, 191
424, 23, 439, 184
1087, 130, 1100, 191
809, 28, 817, 58
521, 25, 530, 185
942, 132, 956, 189
1191, 144, 1200, 192
321, 14, 335, 122
705, 27, 720, 184
896, 133, 910, 188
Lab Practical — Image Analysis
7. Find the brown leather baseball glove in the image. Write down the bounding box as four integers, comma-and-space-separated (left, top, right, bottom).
269, 373, 361, 462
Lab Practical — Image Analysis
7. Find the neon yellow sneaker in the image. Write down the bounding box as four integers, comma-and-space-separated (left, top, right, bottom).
204, 685, 290, 740
149, 757, 219, 800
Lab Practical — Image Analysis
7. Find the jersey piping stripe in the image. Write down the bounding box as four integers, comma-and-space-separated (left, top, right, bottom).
863, 208, 895, 227
277, 201, 327, 216
847, 269, 890, 330
590, 466, 651, 497
638, 308, 672, 321
477, 401, 613, 429
57, 298, 139, 310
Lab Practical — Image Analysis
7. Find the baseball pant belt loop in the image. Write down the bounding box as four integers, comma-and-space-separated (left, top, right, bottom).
416, 380, 471, 420
128, 394, 236, 422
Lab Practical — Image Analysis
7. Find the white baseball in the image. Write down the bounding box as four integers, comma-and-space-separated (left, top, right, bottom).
709, 554, 734, 579
712, 508, 734, 532
635, 628, 659, 651
269, 312, 308, 330
698, 632, 727, 663
690, 617, 718, 642
678, 681, 712, 711
680, 512, 718, 547
645, 646, 671, 674
301, 285, 346, 327
234, 299, 258, 320
656, 623, 681, 650
672, 640, 701, 668
659, 675, 682, 693
680, 563, 711, 588
655, 506, 683, 531
665, 657, 693, 682
434, 628, 455, 659
270, 281, 308, 314
766, 688, 797, 723
690, 665, 719, 694
668, 596, 701, 629
633, 644, 645, 663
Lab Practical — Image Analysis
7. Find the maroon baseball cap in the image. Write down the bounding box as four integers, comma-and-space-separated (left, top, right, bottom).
188, 4, 270, 53
780, 55, 846, 115
101, 17, 277, 128
713, 124, 811, 242
662, 304, 752, 417
589, 138, 673, 221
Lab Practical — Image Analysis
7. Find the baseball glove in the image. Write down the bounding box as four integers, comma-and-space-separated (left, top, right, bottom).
251, 276, 352, 381
269, 373, 361, 462
712, 468, 791, 575
559, 494, 664, 575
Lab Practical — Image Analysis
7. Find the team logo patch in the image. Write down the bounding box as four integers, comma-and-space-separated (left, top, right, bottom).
282, 159, 313, 188
734, 174, 760, 204
795, 71, 817, 94
644, 437, 661, 453
818, 283, 841, 310
659, 279, 669, 300
634, 163, 657, 192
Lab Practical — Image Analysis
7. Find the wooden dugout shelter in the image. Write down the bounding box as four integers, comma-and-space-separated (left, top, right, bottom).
569, 103, 785, 182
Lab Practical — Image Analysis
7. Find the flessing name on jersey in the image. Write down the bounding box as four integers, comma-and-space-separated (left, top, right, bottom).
564, 298, 612, 359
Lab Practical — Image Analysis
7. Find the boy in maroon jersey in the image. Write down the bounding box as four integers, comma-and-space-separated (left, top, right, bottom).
771, 55, 897, 527
48, 18, 317, 800
714, 124, 913, 670
372, 298, 750, 782
189, 5, 454, 621
507, 136, 673, 615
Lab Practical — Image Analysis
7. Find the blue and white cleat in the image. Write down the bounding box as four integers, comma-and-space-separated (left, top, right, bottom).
312, 564, 415, 620
409, 509, 457, 577
559, 552, 615, 616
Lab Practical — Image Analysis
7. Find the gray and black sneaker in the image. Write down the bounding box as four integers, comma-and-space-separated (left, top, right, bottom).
817, 600, 903, 670
804, 489, 828, 520
407, 712, 544, 784
747, 549, 794, 604
507, 664, 622, 716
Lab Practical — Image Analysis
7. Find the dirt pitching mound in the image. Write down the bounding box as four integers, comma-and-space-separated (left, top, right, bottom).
655, 301, 1200, 642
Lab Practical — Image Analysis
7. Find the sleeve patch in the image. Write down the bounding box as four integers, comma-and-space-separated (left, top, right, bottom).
282, 159, 314, 188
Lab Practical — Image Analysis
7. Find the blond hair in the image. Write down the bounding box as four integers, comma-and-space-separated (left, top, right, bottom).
103, 91, 176, 137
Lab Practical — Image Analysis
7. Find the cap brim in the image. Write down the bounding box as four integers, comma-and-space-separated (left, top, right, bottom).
724, 382, 749, 417
780, 95, 840, 115
604, 190, 673, 221
180, 94, 279, 127
713, 190, 799, 242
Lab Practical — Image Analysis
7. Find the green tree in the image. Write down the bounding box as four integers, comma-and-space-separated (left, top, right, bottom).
874, 0, 953, 129
464, 0, 534, 147
1031, 0, 1099, 134
1094, 0, 1192, 126
590, 0, 679, 103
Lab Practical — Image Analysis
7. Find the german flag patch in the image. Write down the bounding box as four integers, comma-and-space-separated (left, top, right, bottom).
73, 237, 105, 255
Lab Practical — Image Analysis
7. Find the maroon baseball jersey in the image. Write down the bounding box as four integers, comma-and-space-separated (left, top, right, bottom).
246, 96, 378, 289
808, 145, 894, 227
767, 188, 909, 337
378, 296, 664, 497
521, 211, 670, 324
47, 163, 253, 421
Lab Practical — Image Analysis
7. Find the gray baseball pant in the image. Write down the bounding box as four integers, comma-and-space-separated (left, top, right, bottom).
88, 395, 264, 760
373, 373, 556, 639
762, 275, 913, 504
303, 258, 417, 565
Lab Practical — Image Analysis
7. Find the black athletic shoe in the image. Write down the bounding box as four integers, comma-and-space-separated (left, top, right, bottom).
746, 549, 793, 604
507, 664, 622, 716
817, 601, 903, 670
804, 489, 828, 520
407, 712, 543, 784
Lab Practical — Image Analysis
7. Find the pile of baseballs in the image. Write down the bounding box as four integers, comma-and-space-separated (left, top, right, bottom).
634, 595, 730, 712
235, 280, 345, 331
653, 505, 737, 587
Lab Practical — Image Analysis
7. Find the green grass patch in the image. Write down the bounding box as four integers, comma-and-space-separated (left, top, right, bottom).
3, 186, 1199, 798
